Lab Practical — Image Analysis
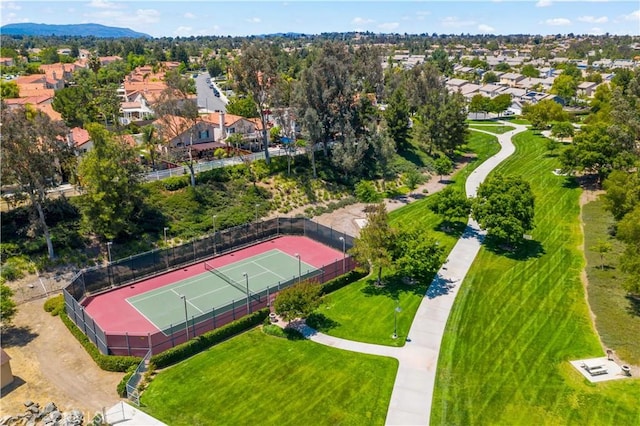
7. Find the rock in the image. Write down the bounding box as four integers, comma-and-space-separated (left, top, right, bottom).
42, 403, 57, 415
49, 411, 62, 421
22, 401, 33, 408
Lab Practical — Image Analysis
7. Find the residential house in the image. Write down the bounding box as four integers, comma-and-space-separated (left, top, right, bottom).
120, 91, 156, 124
3, 95, 61, 122
577, 81, 598, 97
445, 78, 469, 92
13, 74, 57, 98
479, 84, 507, 98
499, 72, 525, 87
459, 83, 481, 99
517, 77, 545, 91
0, 57, 15, 67
68, 127, 92, 154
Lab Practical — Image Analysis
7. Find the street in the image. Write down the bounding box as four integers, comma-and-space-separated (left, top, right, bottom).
194, 72, 228, 113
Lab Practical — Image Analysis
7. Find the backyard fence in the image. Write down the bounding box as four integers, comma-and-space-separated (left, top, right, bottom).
63, 218, 356, 356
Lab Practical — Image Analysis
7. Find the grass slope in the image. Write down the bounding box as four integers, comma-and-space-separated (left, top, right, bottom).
431, 131, 640, 425
311, 132, 500, 346
468, 124, 515, 134
583, 199, 640, 365
141, 329, 398, 425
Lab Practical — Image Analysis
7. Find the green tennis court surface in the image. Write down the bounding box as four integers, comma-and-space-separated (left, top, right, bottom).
126, 249, 319, 334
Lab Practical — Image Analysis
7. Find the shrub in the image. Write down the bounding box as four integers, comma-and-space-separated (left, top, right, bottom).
320, 269, 368, 295
162, 176, 189, 191
0, 256, 36, 281
58, 312, 140, 372
355, 181, 381, 203
262, 324, 286, 338
117, 364, 138, 397
150, 308, 269, 368
44, 294, 65, 316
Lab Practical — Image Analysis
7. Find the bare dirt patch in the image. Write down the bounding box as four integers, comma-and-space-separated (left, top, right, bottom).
0, 298, 123, 416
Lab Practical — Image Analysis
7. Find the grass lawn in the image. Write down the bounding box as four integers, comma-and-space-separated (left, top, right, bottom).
141, 329, 398, 425
431, 131, 640, 425
468, 124, 515, 134
583, 199, 640, 365
310, 132, 500, 346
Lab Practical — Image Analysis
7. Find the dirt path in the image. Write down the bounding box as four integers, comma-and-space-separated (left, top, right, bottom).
0, 298, 123, 417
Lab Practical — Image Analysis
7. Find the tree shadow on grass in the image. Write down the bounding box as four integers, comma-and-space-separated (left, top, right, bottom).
483, 236, 545, 261
562, 176, 580, 189
1, 325, 38, 347
625, 295, 640, 317
433, 220, 467, 238
305, 312, 340, 332
360, 274, 429, 299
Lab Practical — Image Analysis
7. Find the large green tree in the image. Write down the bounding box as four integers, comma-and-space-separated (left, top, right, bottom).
350, 203, 395, 284
76, 124, 144, 240
273, 280, 322, 323
429, 186, 471, 227
393, 226, 444, 281
0, 282, 17, 329
522, 99, 568, 130
226, 95, 259, 118
1, 104, 72, 259
384, 88, 411, 151
472, 174, 535, 247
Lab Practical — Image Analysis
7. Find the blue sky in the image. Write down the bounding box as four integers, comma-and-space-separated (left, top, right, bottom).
1, 1, 639, 38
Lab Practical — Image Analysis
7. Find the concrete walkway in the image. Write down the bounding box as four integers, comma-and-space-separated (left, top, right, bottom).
298, 123, 528, 425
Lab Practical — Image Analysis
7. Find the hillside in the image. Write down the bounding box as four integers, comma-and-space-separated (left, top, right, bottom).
0, 23, 150, 38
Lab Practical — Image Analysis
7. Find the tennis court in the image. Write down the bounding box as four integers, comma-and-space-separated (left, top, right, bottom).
126, 249, 319, 334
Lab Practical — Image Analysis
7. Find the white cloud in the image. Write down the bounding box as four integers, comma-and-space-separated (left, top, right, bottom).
622, 10, 640, 22
174, 26, 193, 37
545, 18, 571, 26
536, 0, 553, 7
478, 24, 495, 33
578, 15, 608, 23
184, 12, 196, 19
440, 16, 476, 28
246, 17, 261, 23
88, 0, 122, 9
135, 9, 160, 24
378, 22, 399, 31
352, 17, 374, 25
0, 2, 22, 10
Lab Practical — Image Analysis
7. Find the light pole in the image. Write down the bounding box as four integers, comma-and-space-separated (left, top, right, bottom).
254, 203, 259, 237
163, 227, 169, 246
106, 241, 113, 264
392, 300, 402, 339
339, 236, 346, 273
180, 295, 189, 340
243, 272, 250, 314
212, 215, 217, 256
295, 253, 301, 283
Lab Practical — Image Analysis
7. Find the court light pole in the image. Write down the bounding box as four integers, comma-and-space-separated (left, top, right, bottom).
106, 241, 113, 264
212, 215, 217, 256
180, 294, 189, 340
163, 227, 169, 246
243, 272, 250, 314
339, 236, 346, 273
392, 300, 402, 339
295, 253, 301, 283
254, 203, 260, 237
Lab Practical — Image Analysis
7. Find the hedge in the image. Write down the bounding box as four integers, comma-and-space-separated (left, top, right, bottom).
319, 269, 368, 295
117, 365, 138, 397
43, 294, 65, 316
151, 308, 269, 368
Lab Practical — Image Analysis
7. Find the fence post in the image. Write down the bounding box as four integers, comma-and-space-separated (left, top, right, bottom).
212, 307, 216, 329
125, 332, 130, 356
232, 300, 236, 320
147, 333, 152, 353
191, 315, 195, 338
170, 324, 175, 347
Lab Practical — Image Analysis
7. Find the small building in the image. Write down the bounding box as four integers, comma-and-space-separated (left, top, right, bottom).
1, 349, 14, 389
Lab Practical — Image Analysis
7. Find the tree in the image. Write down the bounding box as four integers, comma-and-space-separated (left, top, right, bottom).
428, 186, 471, 228
434, 156, 454, 182
521, 64, 540, 78
403, 167, 426, 196
384, 88, 411, 151
551, 74, 578, 104
482, 71, 499, 84
393, 227, 444, 281
618, 206, 640, 295
233, 42, 277, 164
472, 174, 535, 247
350, 203, 395, 284
522, 99, 568, 130
469, 94, 491, 114
0, 81, 19, 99
0, 282, 17, 329
494, 62, 511, 72
76, 124, 144, 240
490, 93, 512, 116
590, 239, 612, 270
551, 121, 574, 141
273, 280, 322, 322
602, 170, 640, 221
226, 95, 259, 118
1, 104, 72, 259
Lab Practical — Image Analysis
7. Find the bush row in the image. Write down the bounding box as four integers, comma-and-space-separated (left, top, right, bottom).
319, 269, 369, 295
150, 308, 269, 369
117, 365, 138, 397
44, 295, 141, 372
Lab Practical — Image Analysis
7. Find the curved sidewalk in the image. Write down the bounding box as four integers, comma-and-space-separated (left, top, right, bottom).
301, 123, 527, 425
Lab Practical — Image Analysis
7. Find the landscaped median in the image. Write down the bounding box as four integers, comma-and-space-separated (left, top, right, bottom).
431, 131, 640, 424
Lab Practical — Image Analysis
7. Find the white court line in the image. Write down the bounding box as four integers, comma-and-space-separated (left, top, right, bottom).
250, 260, 288, 280
128, 274, 212, 304
186, 299, 204, 314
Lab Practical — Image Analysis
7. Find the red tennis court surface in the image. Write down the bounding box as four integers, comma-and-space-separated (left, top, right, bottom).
83, 236, 344, 335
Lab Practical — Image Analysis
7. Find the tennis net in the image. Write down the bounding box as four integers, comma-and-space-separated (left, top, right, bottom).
204, 261, 260, 302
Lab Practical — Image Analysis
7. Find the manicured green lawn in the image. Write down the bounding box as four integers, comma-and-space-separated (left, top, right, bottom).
583, 199, 640, 365
431, 131, 640, 425
311, 132, 500, 346
141, 329, 398, 425
468, 124, 515, 134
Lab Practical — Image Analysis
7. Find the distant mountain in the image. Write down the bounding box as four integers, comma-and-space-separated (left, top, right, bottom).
0, 23, 150, 38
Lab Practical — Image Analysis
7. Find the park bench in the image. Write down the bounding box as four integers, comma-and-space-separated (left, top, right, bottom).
581, 362, 608, 376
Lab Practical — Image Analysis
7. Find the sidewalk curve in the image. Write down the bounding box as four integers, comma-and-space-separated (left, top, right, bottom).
302, 123, 527, 425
